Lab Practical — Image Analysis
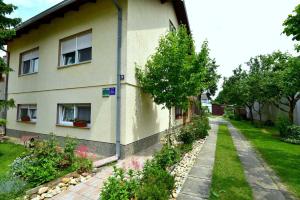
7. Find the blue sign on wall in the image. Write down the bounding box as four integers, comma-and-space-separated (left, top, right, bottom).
103, 87, 116, 97
109, 87, 116, 95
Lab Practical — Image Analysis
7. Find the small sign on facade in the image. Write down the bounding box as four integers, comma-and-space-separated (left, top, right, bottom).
102, 87, 116, 97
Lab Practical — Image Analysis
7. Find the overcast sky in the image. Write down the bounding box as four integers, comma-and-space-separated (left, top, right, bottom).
6, 0, 300, 92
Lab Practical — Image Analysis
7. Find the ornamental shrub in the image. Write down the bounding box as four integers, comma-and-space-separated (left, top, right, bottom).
136, 161, 175, 200
154, 145, 180, 169
10, 134, 92, 186
276, 116, 292, 138
192, 115, 210, 139
101, 167, 140, 200
286, 125, 300, 140
177, 125, 195, 144
0, 175, 29, 200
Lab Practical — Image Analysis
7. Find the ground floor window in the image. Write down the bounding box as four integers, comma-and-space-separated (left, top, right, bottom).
57, 104, 91, 127
17, 104, 37, 122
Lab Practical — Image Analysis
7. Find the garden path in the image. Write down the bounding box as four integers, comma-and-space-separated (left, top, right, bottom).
177, 118, 220, 200
51, 143, 161, 200
228, 122, 294, 200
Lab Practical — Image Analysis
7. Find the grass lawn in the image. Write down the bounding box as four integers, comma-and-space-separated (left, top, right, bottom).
209, 124, 253, 200
0, 142, 27, 176
231, 120, 300, 199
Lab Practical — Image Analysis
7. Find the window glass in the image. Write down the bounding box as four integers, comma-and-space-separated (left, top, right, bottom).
63, 105, 75, 122
22, 60, 31, 74
20, 108, 28, 118
20, 49, 39, 75
32, 58, 39, 72
58, 104, 91, 126
63, 52, 76, 66
18, 105, 37, 122
78, 47, 92, 63
77, 106, 91, 122
60, 31, 92, 66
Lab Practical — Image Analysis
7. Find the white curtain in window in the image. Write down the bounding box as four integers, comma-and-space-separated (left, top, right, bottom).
61, 38, 76, 54
77, 33, 92, 50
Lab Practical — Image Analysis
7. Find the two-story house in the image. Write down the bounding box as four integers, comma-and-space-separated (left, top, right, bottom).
6, 0, 190, 158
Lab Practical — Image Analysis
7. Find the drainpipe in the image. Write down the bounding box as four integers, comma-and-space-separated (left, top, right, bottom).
3, 50, 10, 136
113, 0, 122, 159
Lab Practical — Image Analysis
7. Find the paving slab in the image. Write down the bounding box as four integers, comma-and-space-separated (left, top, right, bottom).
227, 122, 294, 200
178, 118, 219, 199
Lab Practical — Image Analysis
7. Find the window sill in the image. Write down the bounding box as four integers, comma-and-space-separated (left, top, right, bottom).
17, 120, 36, 124
56, 124, 90, 129
58, 61, 91, 69
18, 72, 38, 77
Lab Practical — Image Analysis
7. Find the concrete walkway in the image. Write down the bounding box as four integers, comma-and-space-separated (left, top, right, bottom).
177, 118, 219, 200
227, 122, 294, 200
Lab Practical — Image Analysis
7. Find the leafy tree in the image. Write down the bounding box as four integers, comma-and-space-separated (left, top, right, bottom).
246, 55, 279, 121
0, 1, 21, 126
283, 4, 300, 51
196, 41, 220, 100
136, 26, 207, 134
216, 66, 256, 121
274, 56, 300, 122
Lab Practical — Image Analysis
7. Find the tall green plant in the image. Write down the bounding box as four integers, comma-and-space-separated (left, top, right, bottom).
0, 1, 21, 126
136, 26, 206, 136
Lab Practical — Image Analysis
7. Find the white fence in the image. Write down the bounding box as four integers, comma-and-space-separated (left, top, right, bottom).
247, 100, 300, 125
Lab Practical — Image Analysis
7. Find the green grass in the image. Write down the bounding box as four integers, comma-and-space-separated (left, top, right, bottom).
0, 142, 27, 176
231, 120, 300, 198
209, 124, 253, 200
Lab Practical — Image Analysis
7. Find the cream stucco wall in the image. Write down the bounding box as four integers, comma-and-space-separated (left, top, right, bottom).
123, 0, 182, 145
7, 0, 183, 147
7, 0, 128, 144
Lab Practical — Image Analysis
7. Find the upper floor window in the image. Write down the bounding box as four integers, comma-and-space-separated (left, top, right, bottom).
60, 31, 92, 67
169, 20, 176, 32
17, 104, 37, 122
20, 48, 39, 75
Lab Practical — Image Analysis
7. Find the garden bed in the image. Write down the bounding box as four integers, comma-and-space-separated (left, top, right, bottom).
0, 135, 94, 200
100, 114, 211, 200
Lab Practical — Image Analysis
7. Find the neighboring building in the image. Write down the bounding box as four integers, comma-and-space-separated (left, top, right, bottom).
5, 0, 190, 157
200, 94, 212, 113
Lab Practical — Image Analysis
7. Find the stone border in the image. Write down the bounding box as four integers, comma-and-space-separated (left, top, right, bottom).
25, 171, 94, 200
170, 138, 206, 199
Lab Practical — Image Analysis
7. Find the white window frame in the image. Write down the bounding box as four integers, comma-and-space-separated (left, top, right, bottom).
17, 104, 37, 122
59, 31, 92, 67
58, 104, 91, 127
20, 48, 39, 75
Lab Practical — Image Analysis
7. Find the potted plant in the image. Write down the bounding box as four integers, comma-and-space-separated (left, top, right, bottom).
21, 115, 31, 122
73, 119, 88, 128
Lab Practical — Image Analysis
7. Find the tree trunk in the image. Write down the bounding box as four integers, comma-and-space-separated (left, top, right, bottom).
288, 100, 295, 123
258, 103, 262, 122
248, 106, 254, 122
168, 108, 172, 146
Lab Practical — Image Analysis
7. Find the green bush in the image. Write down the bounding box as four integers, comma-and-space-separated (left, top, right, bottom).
177, 125, 195, 144
177, 115, 210, 145
0, 175, 29, 200
264, 120, 275, 127
276, 116, 292, 138
10, 135, 92, 186
154, 145, 180, 169
286, 125, 300, 139
192, 115, 210, 139
72, 157, 93, 173
136, 161, 175, 200
101, 167, 140, 200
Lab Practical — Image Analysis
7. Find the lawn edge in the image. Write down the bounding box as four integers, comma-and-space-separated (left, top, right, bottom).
229, 120, 298, 200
